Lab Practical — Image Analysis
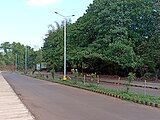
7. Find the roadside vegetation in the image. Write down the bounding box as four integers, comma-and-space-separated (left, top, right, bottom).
2, 0, 160, 107
26, 72, 160, 106
0, 0, 160, 103
0, 42, 42, 71
55, 79, 160, 104
1, 0, 160, 80
42, 0, 160, 79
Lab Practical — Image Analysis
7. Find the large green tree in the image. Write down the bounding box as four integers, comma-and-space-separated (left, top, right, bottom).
43, 0, 160, 77
0, 42, 39, 71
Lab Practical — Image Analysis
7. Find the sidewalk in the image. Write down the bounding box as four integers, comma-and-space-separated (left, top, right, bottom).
0, 71, 35, 120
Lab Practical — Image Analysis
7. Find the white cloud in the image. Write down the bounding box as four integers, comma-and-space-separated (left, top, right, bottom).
26, 0, 61, 7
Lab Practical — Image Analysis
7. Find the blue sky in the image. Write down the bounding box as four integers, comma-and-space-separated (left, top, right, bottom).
0, 0, 93, 50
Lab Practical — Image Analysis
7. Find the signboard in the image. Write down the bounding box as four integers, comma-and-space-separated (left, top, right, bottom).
36, 64, 41, 70
41, 62, 47, 69
36, 62, 47, 70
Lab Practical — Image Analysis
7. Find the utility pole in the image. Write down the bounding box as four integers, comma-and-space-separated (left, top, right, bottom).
15, 54, 18, 71
54, 12, 75, 80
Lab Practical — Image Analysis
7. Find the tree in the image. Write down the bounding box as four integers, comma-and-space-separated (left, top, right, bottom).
43, 0, 160, 77
105, 41, 142, 69
137, 33, 160, 79
0, 42, 11, 54
43, 21, 64, 68
43, 20, 74, 70
0, 42, 37, 71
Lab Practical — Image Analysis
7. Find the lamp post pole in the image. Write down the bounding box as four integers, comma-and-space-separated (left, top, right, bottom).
63, 18, 67, 80
15, 54, 18, 71
55, 12, 74, 80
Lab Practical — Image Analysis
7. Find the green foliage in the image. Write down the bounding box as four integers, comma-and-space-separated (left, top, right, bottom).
90, 73, 96, 78
42, 27, 63, 67
125, 72, 136, 93
71, 69, 78, 77
50, 68, 55, 79
105, 41, 140, 68
137, 33, 160, 78
86, 82, 97, 88
36, 74, 41, 79
128, 72, 136, 83
0, 42, 41, 70
143, 72, 153, 79
42, 0, 160, 77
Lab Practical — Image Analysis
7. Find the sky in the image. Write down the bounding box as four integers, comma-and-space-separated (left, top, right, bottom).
0, 0, 93, 50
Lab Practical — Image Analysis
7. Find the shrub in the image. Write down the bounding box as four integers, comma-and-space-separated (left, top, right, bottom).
125, 72, 136, 93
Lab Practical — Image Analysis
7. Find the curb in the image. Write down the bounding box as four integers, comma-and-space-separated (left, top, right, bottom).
92, 89, 160, 108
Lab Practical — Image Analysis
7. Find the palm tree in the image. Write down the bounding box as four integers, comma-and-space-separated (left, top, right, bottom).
48, 19, 72, 33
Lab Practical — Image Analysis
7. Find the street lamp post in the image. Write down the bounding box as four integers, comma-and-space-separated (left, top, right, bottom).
54, 12, 74, 80
15, 54, 18, 71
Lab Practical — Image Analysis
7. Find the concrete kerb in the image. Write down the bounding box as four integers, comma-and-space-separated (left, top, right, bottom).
92, 89, 160, 108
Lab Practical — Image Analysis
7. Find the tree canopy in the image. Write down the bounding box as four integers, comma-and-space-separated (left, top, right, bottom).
0, 42, 41, 71
42, 0, 160, 77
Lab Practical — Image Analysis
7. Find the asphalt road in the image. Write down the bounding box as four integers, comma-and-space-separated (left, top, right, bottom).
2, 72, 160, 120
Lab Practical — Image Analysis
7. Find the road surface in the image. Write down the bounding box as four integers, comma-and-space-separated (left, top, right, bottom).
2, 72, 160, 120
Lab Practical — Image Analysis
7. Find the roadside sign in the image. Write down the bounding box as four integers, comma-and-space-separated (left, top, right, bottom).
36, 64, 41, 70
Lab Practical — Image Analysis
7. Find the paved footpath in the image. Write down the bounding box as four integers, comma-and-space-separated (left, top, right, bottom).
0, 71, 35, 120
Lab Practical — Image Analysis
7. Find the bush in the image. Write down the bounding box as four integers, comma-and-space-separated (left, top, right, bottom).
125, 72, 136, 93
143, 72, 153, 78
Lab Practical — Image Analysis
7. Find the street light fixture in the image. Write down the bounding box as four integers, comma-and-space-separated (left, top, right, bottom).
54, 12, 75, 80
